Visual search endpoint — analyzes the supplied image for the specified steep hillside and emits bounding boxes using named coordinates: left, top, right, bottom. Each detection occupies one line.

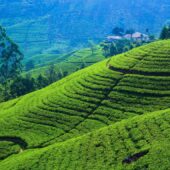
left=0, top=40, right=170, bottom=169
left=0, top=0, right=170, bottom=57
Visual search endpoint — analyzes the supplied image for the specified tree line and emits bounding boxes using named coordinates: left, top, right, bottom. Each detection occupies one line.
left=100, top=39, right=140, bottom=58
left=0, top=63, right=68, bottom=102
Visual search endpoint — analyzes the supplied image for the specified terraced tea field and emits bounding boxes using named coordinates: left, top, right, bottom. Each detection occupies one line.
left=0, top=40, right=170, bottom=169
left=23, top=46, right=104, bottom=78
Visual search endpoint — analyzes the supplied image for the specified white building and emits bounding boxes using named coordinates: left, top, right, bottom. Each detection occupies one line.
left=106, top=32, right=150, bottom=42
left=106, top=35, right=123, bottom=42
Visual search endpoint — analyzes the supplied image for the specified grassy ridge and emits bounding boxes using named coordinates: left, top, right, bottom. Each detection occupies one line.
left=0, top=40, right=170, bottom=169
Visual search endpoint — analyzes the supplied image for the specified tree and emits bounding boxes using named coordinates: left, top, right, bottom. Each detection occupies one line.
left=112, top=27, right=124, bottom=36
left=80, top=63, right=85, bottom=69
left=146, top=28, right=149, bottom=34
left=0, top=26, right=23, bottom=84
left=0, top=26, right=23, bottom=100
left=88, top=40, right=96, bottom=55
left=0, top=85, right=5, bottom=102
left=63, top=71, right=68, bottom=77
left=46, top=64, right=57, bottom=84
left=126, top=29, right=135, bottom=38
left=126, top=29, right=135, bottom=35
left=36, top=74, right=48, bottom=89
left=110, top=43, right=118, bottom=55
left=9, top=75, right=35, bottom=98
left=160, top=26, right=170, bottom=39
left=25, top=60, right=35, bottom=71
left=57, top=69, right=63, bottom=80
left=100, top=42, right=110, bottom=57
left=123, top=45, right=130, bottom=52
left=149, top=35, right=155, bottom=41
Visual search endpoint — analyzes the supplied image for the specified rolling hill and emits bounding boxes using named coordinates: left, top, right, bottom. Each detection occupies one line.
left=1, top=0, right=170, bottom=57
left=0, top=40, right=170, bottom=169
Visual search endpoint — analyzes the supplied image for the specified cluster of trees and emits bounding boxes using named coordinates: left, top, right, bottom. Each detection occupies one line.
left=112, top=27, right=136, bottom=36
left=0, top=63, right=68, bottom=102
left=100, top=26, right=156, bottom=58
left=100, top=39, right=143, bottom=58
left=0, top=26, right=69, bottom=102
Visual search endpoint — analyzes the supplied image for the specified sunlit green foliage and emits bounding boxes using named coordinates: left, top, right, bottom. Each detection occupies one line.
left=0, top=40, right=170, bottom=169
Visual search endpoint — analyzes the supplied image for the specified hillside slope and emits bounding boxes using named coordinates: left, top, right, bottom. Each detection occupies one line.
left=0, top=108, right=170, bottom=170
left=0, top=40, right=170, bottom=169
left=1, top=0, right=170, bottom=57
left=24, top=46, right=104, bottom=77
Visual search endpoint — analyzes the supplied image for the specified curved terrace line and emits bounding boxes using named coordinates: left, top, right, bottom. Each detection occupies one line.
left=108, top=65, right=170, bottom=77
left=0, top=136, right=28, bottom=150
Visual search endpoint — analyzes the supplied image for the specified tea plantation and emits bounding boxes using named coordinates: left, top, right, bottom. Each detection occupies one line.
left=0, top=40, right=170, bottom=169
left=24, top=46, right=104, bottom=78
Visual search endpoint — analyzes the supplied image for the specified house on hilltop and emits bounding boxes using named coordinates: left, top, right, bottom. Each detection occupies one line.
left=106, top=35, right=123, bottom=42
left=131, top=32, right=149, bottom=41
left=106, top=32, right=150, bottom=42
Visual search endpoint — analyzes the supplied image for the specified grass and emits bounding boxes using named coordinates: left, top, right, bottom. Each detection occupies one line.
left=0, top=108, right=170, bottom=170
left=0, top=40, right=170, bottom=169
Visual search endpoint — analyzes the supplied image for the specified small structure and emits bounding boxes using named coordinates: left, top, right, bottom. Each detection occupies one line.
left=106, top=32, right=150, bottom=42
left=106, top=35, right=123, bottom=42
left=123, top=34, right=132, bottom=40
left=131, top=32, right=149, bottom=41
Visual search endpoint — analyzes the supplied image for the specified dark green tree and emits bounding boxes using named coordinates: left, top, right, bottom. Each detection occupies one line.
left=80, top=63, right=85, bottom=69
left=46, top=64, right=57, bottom=84
left=57, top=70, right=63, bottom=80
left=0, top=26, right=23, bottom=84
left=88, top=40, right=96, bottom=55
left=0, top=26, right=23, bottom=100
left=100, top=42, right=110, bottom=57
left=160, top=26, right=170, bottom=39
left=36, top=74, right=48, bottom=88
left=9, top=75, right=35, bottom=98
left=25, top=60, right=35, bottom=71
left=126, top=29, right=135, bottom=35
left=63, top=71, right=68, bottom=77
left=112, top=27, right=124, bottom=36
left=110, top=43, right=118, bottom=55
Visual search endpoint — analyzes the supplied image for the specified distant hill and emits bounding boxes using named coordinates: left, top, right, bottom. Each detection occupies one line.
left=23, top=46, right=104, bottom=78
left=0, top=0, right=170, bottom=57
left=0, top=40, right=170, bottom=169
